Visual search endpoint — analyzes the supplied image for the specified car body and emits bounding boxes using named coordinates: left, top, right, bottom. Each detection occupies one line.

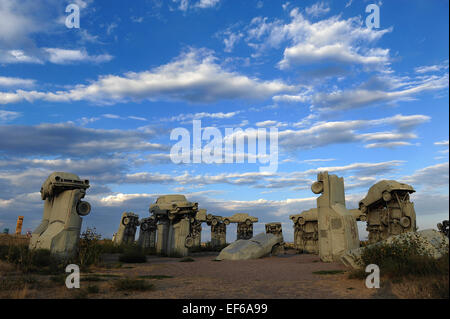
left=149, top=195, right=199, bottom=220
left=223, top=213, right=258, bottom=225
left=40, top=172, right=90, bottom=200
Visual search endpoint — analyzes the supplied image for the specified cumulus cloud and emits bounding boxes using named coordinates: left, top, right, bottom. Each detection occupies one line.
left=0, top=48, right=295, bottom=105
left=0, top=0, right=110, bottom=66
left=246, top=7, right=391, bottom=70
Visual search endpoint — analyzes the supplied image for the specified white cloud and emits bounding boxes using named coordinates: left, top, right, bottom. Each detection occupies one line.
left=255, top=120, right=287, bottom=128
left=167, top=111, right=241, bottom=122
left=44, top=48, right=113, bottom=64
left=0, top=49, right=43, bottom=64
left=435, top=140, right=449, bottom=146
left=277, top=114, right=429, bottom=150
left=246, top=8, right=392, bottom=70
left=0, top=76, right=35, bottom=87
left=415, top=60, right=449, bottom=74
left=364, top=141, right=414, bottom=149
left=0, top=48, right=295, bottom=105
left=173, top=0, right=220, bottom=11
left=195, top=0, right=221, bottom=9
left=223, top=32, right=244, bottom=53
left=305, top=2, right=330, bottom=18
left=311, top=73, right=449, bottom=111
left=0, top=110, right=21, bottom=122
left=402, top=162, right=449, bottom=190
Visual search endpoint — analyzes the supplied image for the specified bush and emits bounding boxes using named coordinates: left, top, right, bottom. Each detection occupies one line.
left=179, top=257, right=195, bottom=262
left=356, top=235, right=449, bottom=278
left=77, top=227, right=103, bottom=267
left=0, top=244, right=62, bottom=274
left=113, top=278, right=154, bottom=291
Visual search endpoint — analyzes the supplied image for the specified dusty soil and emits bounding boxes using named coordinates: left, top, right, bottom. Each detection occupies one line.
left=0, top=250, right=383, bottom=299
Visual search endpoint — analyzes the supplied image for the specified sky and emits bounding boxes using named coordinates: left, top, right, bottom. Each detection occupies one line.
left=0, top=0, right=448, bottom=242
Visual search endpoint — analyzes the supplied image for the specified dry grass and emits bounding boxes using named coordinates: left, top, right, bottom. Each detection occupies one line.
left=0, top=234, right=30, bottom=247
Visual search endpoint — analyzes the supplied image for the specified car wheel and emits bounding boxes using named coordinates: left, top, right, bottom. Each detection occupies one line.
left=382, top=191, right=392, bottom=202
left=311, top=181, right=324, bottom=194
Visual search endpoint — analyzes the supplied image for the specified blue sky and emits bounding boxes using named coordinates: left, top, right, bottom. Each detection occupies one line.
left=0, top=0, right=448, bottom=242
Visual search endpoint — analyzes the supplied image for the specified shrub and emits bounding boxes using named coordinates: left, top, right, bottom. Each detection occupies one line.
left=77, top=227, right=103, bottom=267
left=0, top=244, right=62, bottom=274
left=356, top=235, right=449, bottom=278
left=179, top=257, right=195, bottom=262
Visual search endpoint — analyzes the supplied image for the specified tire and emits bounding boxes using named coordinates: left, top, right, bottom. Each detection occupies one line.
left=122, top=217, right=130, bottom=225
left=311, top=181, right=324, bottom=194
left=297, top=217, right=306, bottom=225
left=77, top=201, right=91, bottom=216
left=141, top=223, right=148, bottom=231
left=382, top=191, right=392, bottom=202
left=245, top=219, right=252, bottom=226
left=313, top=232, right=318, bottom=241
left=211, top=218, right=218, bottom=226
left=399, top=216, right=411, bottom=228
left=224, top=219, right=230, bottom=225
left=359, top=215, right=367, bottom=222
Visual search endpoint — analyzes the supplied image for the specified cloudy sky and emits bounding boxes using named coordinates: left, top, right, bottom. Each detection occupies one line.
left=0, top=0, right=448, bottom=242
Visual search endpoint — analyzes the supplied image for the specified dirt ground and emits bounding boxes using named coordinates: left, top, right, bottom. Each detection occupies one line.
left=0, top=249, right=387, bottom=299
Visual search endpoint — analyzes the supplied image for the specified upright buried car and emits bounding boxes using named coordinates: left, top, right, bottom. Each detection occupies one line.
left=359, top=180, right=416, bottom=243
left=29, top=172, right=91, bottom=258
left=150, top=195, right=200, bottom=256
